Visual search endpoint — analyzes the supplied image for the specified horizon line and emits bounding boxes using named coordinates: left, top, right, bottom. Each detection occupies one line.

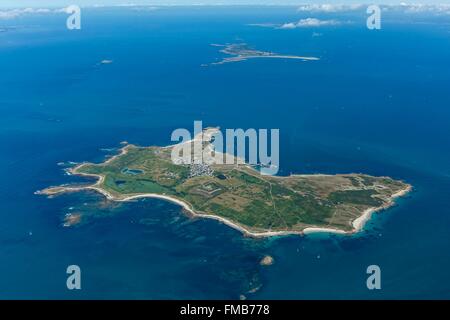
left=0, top=3, right=445, bottom=9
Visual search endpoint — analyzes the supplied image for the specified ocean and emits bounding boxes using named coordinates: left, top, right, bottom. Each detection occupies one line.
left=0, top=6, right=449, bottom=299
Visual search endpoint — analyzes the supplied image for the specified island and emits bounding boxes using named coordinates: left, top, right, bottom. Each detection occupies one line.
left=205, top=43, right=320, bottom=66
left=38, top=127, right=411, bottom=238
left=260, top=255, right=274, bottom=266
left=63, top=212, right=82, bottom=227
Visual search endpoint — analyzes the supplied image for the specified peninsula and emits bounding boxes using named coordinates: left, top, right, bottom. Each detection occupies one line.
left=38, top=127, right=411, bottom=237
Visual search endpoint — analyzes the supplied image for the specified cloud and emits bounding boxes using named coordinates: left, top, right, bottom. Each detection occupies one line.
left=247, top=23, right=278, bottom=28
left=130, top=6, right=160, bottom=12
left=248, top=17, right=345, bottom=30
left=296, top=3, right=450, bottom=15
left=297, top=4, right=364, bottom=13
left=0, top=7, right=58, bottom=19
left=398, top=3, right=450, bottom=14
left=0, top=5, right=157, bottom=20
left=0, top=5, right=160, bottom=19
left=279, top=18, right=342, bottom=29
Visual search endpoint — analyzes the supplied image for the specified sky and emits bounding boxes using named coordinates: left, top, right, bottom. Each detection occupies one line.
left=1, top=1, right=450, bottom=9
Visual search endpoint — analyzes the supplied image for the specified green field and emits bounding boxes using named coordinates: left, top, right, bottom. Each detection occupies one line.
left=67, top=143, right=410, bottom=233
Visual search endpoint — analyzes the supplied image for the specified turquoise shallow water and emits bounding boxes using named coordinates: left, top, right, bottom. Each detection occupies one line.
left=0, top=6, right=449, bottom=299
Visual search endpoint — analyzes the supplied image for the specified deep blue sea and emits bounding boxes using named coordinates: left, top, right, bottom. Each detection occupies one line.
left=0, top=6, right=449, bottom=299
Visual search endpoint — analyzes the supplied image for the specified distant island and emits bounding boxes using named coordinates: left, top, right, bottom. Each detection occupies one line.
left=38, top=127, right=411, bottom=237
left=205, top=43, right=320, bottom=66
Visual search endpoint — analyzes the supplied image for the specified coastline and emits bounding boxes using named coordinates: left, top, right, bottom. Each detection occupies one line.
left=351, top=184, right=413, bottom=232
left=37, top=147, right=413, bottom=238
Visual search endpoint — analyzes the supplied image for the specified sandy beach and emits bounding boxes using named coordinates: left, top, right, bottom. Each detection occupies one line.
left=352, top=184, right=413, bottom=232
